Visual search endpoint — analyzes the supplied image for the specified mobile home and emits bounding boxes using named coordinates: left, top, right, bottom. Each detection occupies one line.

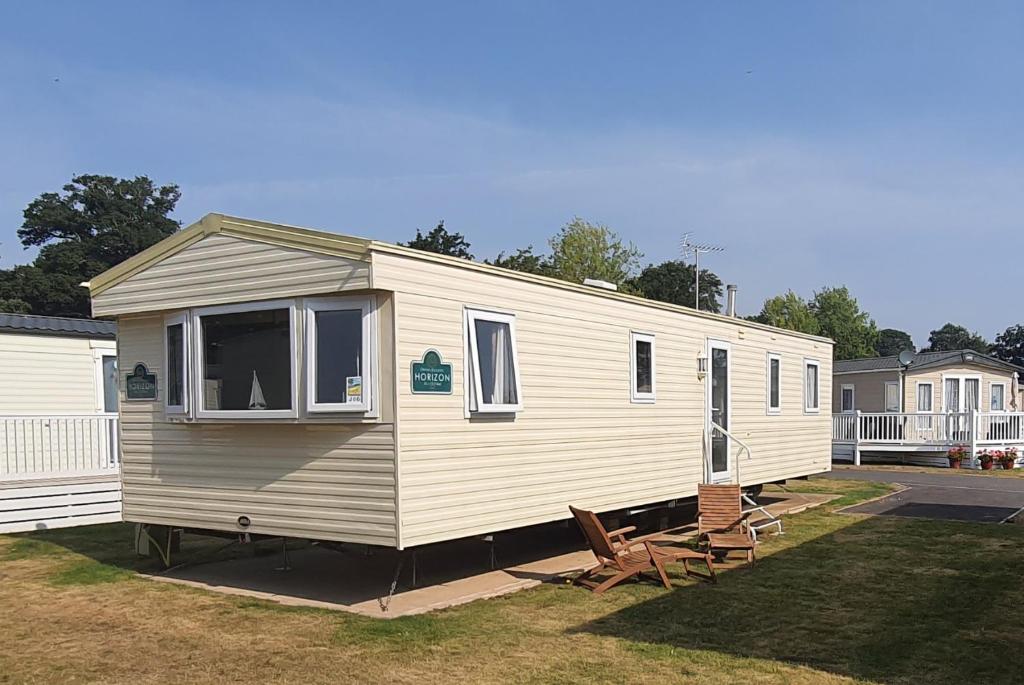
left=0, top=313, right=121, bottom=533
left=88, top=214, right=833, bottom=549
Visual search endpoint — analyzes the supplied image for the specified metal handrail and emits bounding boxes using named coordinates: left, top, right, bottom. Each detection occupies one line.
left=709, top=420, right=752, bottom=484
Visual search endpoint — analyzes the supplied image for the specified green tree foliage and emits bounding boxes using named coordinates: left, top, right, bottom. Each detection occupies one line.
left=0, top=175, right=180, bottom=317
left=403, top=220, right=473, bottom=259
left=546, top=217, right=642, bottom=287
left=988, top=325, right=1024, bottom=366
left=628, top=260, right=723, bottom=312
left=809, top=286, right=878, bottom=360
left=485, top=246, right=553, bottom=276
left=923, top=323, right=990, bottom=354
left=875, top=328, right=915, bottom=357
left=750, top=291, right=821, bottom=335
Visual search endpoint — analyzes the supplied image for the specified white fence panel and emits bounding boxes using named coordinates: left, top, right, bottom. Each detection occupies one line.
left=0, top=414, right=119, bottom=479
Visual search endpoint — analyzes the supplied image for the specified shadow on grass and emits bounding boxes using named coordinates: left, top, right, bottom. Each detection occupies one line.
left=575, top=513, right=1024, bottom=685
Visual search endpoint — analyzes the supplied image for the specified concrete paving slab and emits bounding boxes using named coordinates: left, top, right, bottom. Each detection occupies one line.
left=144, top=490, right=833, bottom=618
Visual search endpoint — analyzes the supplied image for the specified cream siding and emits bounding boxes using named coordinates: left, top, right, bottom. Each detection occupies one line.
left=831, top=371, right=899, bottom=413
left=116, top=314, right=398, bottom=547
left=373, top=252, right=832, bottom=548
left=92, top=234, right=371, bottom=317
left=0, top=332, right=114, bottom=414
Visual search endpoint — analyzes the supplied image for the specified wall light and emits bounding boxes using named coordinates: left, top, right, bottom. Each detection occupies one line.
left=697, top=350, right=708, bottom=380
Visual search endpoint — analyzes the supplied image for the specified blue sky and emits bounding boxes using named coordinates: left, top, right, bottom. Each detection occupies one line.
left=1, top=2, right=1021, bottom=345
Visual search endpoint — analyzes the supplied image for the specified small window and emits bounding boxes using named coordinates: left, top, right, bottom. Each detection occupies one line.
left=466, top=308, right=522, bottom=413
left=304, top=296, right=376, bottom=413
left=992, top=382, right=1007, bottom=412
left=766, top=353, right=781, bottom=413
left=630, top=332, right=656, bottom=403
left=884, top=381, right=900, bottom=412
left=840, top=384, right=855, bottom=413
left=804, top=359, right=820, bottom=413
left=164, top=312, right=188, bottom=414
left=916, top=382, right=933, bottom=412
left=194, top=300, right=297, bottom=419
left=101, top=355, right=118, bottom=413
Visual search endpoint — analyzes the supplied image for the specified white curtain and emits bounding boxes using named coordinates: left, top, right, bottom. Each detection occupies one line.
left=481, top=321, right=517, bottom=405
left=917, top=384, right=932, bottom=412
left=805, top=364, right=818, bottom=409
left=945, top=378, right=959, bottom=412
left=965, top=379, right=979, bottom=411
left=490, top=323, right=508, bottom=404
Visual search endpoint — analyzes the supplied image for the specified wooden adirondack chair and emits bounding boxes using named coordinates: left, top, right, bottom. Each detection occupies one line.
left=569, top=505, right=716, bottom=593
left=697, top=484, right=756, bottom=566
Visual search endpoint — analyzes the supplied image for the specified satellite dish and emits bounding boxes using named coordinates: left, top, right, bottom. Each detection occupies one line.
left=897, top=350, right=916, bottom=367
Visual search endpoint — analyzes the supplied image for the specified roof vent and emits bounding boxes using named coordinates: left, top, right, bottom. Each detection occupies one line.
left=582, top=278, right=618, bottom=291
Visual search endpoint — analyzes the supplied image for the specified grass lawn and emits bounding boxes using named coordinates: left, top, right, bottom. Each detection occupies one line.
left=2, top=478, right=1024, bottom=684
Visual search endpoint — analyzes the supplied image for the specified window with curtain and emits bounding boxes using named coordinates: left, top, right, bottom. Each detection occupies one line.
left=630, top=332, right=655, bottom=403
left=992, top=383, right=1006, bottom=411
left=916, top=383, right=933, bottom=412
left=466, top=309, right=522, bottom=413
left=841, top=385, right=854, bottom=413
left=965, top=378, right=980, bottom=411
left=767, top=354, right=781, bottom=413
left=884, top=381, right=900, bottom=412
left=804, top=360, right=819, bottom=412
left=944, top=378, right=960, bottom=412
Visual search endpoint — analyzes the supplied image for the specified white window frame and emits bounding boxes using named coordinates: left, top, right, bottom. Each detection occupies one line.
left=90, top=340, right=118, bottom=415
left=991, top=381, right=1008, bottom=412
left=803, top=358, right=821, bottom=413
left=464, top=307, right=523, bottom=414
left=915, top=381, right=933, bottom=413
left=884, top=380, right=901, bottom=413
left=164, top=311, right=190, bottom=415
left=629, top=331, right=656, bottom=404
left=766, top=352, right=782, bottom=414
left=192, top=299, right=299, bottom=420
left=304, top=295, right=377, bottom=415
left=840, top=384, right=855, bottom=414
left=941, top=373, right=983, bottom=413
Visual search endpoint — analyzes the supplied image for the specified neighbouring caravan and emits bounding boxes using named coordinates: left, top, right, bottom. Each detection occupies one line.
left=88, top=214, right=833, bottom=549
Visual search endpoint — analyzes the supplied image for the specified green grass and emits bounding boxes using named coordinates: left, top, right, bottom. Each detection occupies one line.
left=2, top=478, right=1024, bottom=684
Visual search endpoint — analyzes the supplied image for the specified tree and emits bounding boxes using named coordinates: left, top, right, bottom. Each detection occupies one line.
left=0, top=174, right=180, bottom=317
left=990, top=325, right=1024, bottom=367
left=485, top=246, right=553, bottom=276
left=923, top=323, right=990, bottom=353
left=547, top=217, right=642, bottom=287
left=750, top=291, right=820, bottom=335
left=809, top=286, right=878, bottom=360
left=629, top=260, right=723, bottom=312
left=403, top=220, right=473, bottom=259
left=875, top=328, right=915, bottom=357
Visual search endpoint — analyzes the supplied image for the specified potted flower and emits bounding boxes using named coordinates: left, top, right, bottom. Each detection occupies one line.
left=977, top=450, right=995, bottom=471
left=947, top=444, right=968, bottom=469
left=1000, top=447, right=1018, bottom=470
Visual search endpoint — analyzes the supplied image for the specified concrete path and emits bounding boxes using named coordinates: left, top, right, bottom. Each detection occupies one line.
left=145, top=490, right=834, bottom=618
left=827, top=468, right=1024, bottom=523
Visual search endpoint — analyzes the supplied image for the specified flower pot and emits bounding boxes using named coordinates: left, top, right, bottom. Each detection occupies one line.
left=981, top=461, right=995, bottom=471
left=948, top=459, right=962, bottom=469
left=1002, top=462, right=1015, bottom=470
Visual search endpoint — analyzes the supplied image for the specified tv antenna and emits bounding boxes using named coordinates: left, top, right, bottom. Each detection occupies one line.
left=680, top=233, right=725, bottom=311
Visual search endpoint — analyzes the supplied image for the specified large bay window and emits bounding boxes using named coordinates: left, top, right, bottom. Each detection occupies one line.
left=163, top=296, right=376, bottom=420
left=465, top=308, right=522, bottom=413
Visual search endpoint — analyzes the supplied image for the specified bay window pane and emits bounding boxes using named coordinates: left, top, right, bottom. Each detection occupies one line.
left=167, top=323, right=184, bottom=407
left=315, top=309, right=363, bottom=404
left=201, top=309, right=291, bottom=410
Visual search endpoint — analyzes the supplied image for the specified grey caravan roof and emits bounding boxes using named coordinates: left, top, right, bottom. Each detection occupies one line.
left=0, top=313, right=117, bottom=339
left=835, top=350, right=1022, bottom=375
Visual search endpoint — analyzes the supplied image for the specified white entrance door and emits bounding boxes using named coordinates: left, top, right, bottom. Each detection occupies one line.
left=706, top=340, right=731, bottom=483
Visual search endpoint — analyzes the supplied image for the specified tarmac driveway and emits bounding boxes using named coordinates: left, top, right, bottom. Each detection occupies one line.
left=824, top=469, right=1024, bottom=523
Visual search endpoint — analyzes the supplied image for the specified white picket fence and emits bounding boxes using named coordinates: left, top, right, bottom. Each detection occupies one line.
left=833, top=411, right=1024, bottom=466
left=0, top=414, right=122, bottom=533
left=0, top=414, right=119, bottom=479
